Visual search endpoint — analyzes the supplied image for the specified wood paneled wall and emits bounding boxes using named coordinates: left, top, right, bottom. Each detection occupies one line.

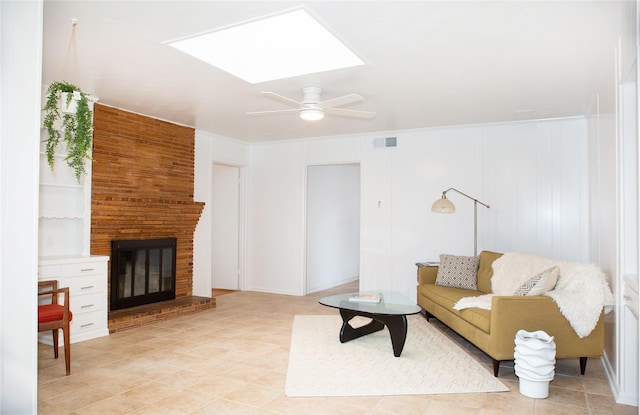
left=90, top=104, right=204, bottom=303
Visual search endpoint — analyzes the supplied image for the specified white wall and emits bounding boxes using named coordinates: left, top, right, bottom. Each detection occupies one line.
left=589, top=58, right=621, bottom=399
left=211, top=163, right=240, bottom=290
left=193, top=131, right=248, bottom=296
left=0, top=1, right=43, bottom=413
left=360, top=119, right=589, bottom=298
left=306, top=164, right=360, bottom=293
left=246, top=142, right=307, bottom=295
left=246, top=136, right=362, bottom=295
left=245, top=118, right=589, bottom=300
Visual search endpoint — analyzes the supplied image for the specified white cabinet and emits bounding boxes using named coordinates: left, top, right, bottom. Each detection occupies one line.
left=38, top=256, right=110, bottom=344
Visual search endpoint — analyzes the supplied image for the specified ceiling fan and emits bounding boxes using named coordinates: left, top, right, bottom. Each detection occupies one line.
left=246, top=87, right=377, bottom=121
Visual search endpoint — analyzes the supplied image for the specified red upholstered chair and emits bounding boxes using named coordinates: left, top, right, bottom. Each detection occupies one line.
left=38, top=280, right=72, bottom=375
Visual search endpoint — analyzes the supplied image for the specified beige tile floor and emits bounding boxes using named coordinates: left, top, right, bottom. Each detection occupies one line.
left=38, top=282, right=637, bottom=415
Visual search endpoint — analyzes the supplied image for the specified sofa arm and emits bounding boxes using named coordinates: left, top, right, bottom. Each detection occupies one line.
left=489, top=295, right=604, bottom=359
left=417, top=265, right=438, bottom=285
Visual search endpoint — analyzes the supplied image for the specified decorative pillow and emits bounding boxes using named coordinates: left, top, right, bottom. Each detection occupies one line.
left=514, top=266, right=559, bottom=296
left=435, top=254, right=479, bottom=290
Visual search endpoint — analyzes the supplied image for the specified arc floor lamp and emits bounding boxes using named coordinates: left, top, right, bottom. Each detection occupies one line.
left=431, top=188, right=490, bottom=256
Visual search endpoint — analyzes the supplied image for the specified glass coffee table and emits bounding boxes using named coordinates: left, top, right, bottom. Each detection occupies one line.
left=319, top=291, right=421, bottom=357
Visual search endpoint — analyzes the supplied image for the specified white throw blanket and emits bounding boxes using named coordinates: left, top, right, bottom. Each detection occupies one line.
left=453, top=252, right=614, bottom=338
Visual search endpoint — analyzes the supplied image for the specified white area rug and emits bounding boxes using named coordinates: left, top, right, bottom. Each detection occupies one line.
left=285, top=314, right=509, bottom=397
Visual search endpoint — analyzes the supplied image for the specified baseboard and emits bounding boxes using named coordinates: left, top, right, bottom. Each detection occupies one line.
left=602, top=351, right=620, bottom=400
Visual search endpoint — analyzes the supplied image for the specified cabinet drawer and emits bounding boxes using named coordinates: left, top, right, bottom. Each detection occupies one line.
left=67, top=274, right=105, bottom=296
left=71, top=311, right=106, bottom=334
left=39, top=260, right=107, bottom=279
left=72, top=293, right=105, bottom=314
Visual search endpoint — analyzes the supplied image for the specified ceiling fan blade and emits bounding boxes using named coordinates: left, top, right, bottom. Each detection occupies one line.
left=325, top=107, right=377, bottom=119
left=320, top=94, right=364, bottom=109
left=246, top=108, right=299, bottom=117
left=261, top=91, right=300, bottom=107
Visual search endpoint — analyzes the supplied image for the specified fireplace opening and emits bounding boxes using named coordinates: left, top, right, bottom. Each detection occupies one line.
left=111, top=238, right=177, bottom=310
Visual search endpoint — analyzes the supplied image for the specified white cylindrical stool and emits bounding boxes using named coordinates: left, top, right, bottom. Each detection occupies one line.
left=514, top=329, right=556, bottom=398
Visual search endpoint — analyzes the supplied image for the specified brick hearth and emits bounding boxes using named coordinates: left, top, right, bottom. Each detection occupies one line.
left=108, top=296, right=216, bottom=333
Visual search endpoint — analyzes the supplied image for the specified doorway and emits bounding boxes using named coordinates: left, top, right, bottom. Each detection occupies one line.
left=211, top=163, right=241, bottom=291
left=305, top=163, right=360, bottom=293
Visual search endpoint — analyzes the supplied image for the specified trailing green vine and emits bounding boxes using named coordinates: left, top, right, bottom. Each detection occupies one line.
left=43, top=81, right=93, bottom=182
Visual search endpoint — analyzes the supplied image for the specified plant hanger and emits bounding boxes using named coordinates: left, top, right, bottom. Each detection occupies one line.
left=62, top=18, right=79, bottom=85
left=43, top=18, right=96, bottom=182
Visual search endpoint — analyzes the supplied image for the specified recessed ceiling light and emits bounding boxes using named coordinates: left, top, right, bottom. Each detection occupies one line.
left=167, top=9, right=364, bottom=84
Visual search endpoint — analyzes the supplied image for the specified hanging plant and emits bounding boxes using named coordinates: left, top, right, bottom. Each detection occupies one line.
left=43, top=81, right=94, bottom=182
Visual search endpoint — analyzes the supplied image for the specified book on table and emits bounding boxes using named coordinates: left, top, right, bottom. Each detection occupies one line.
left=349, top=293, right=382, bottom=303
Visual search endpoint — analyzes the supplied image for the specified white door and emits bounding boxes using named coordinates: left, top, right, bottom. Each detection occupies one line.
left=211, top=164, right=240, bottom=290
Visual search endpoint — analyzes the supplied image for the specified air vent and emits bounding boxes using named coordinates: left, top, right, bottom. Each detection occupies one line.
left=373, top=137, right=397, bottom=148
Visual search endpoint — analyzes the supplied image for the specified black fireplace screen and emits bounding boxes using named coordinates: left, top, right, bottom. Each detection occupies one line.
left=111, top=238, right=176, bottom=310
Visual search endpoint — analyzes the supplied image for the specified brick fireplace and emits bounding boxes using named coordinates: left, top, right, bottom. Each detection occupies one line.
left=89, top=104, right=207, bottom=329
left=110, top=237, right=177, bottom=310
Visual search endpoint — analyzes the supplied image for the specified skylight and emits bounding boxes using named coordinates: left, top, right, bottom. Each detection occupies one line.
left=167, top=9, right=364, bottom=84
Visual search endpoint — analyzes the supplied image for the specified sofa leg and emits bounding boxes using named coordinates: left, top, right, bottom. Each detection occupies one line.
left=424, top=311, right=434, bottom=321
left=492, top=359, right=500, bottom=377
left=579, top=357, right=587, bottom=375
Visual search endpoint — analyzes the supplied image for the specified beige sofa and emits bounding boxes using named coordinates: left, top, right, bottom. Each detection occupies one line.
left=417, top=250, right=605, bottom=376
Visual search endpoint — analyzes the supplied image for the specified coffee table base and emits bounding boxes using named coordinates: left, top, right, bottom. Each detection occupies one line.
left=339, top=308, right=409, bottom=357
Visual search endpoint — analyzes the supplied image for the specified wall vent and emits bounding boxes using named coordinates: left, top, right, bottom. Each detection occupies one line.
left=373, top=137, right=397, bottom=148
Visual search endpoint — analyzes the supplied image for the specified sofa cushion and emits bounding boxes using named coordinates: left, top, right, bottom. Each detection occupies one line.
left=514, top=266, right=559, bottom=296
left=435, top=254, right=479, bottom=290
left=477, top=250, right=503, bottom=293
left=420, top=283, right=491, bottom=333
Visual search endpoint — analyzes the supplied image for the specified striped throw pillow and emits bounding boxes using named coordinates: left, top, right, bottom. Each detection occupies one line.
left=514, top=266, right=559, bottom=296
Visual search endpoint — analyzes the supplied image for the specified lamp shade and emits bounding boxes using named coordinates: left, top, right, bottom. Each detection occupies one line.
left=431, top=197, right=455, bottom=213
left=300, top=108, right=324, bottom=121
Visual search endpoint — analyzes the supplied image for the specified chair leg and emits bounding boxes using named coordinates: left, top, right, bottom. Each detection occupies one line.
left=52, top=329, right=59, bottom=359
left=63, top=328, right=71, bottom=375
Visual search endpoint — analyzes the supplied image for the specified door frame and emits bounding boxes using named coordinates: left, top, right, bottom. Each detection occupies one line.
left=211, top=162, right=246, bottom=291
left=303, top=162, right=361, bottom=295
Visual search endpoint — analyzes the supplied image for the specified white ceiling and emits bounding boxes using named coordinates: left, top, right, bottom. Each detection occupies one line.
left=42, top=1, right=622, bottom=143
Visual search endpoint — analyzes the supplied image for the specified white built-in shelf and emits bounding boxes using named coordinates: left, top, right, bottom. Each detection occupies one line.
left=40, top=216, right=83, bottom=222
left=40, top=182, right=85, bottom=189
left=38, top=132, right=92, bottom=257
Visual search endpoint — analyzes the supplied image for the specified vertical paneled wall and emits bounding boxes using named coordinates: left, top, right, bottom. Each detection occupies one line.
left=586, top=0, right=639, bottom=405
left=192, top=131, right=249, bottom=297
left=480, top=121, right=589, bottom=257
left=360, top=118, right=588, bottom=298
left=247, top=142, right=306, bottom=295
left=245, top=117, right=589, bottom=299
left=91, top=104, right=204, bottom=301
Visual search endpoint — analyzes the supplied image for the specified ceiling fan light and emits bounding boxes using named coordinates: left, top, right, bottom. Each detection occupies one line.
left=300, top=108, right=324, bottom=121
